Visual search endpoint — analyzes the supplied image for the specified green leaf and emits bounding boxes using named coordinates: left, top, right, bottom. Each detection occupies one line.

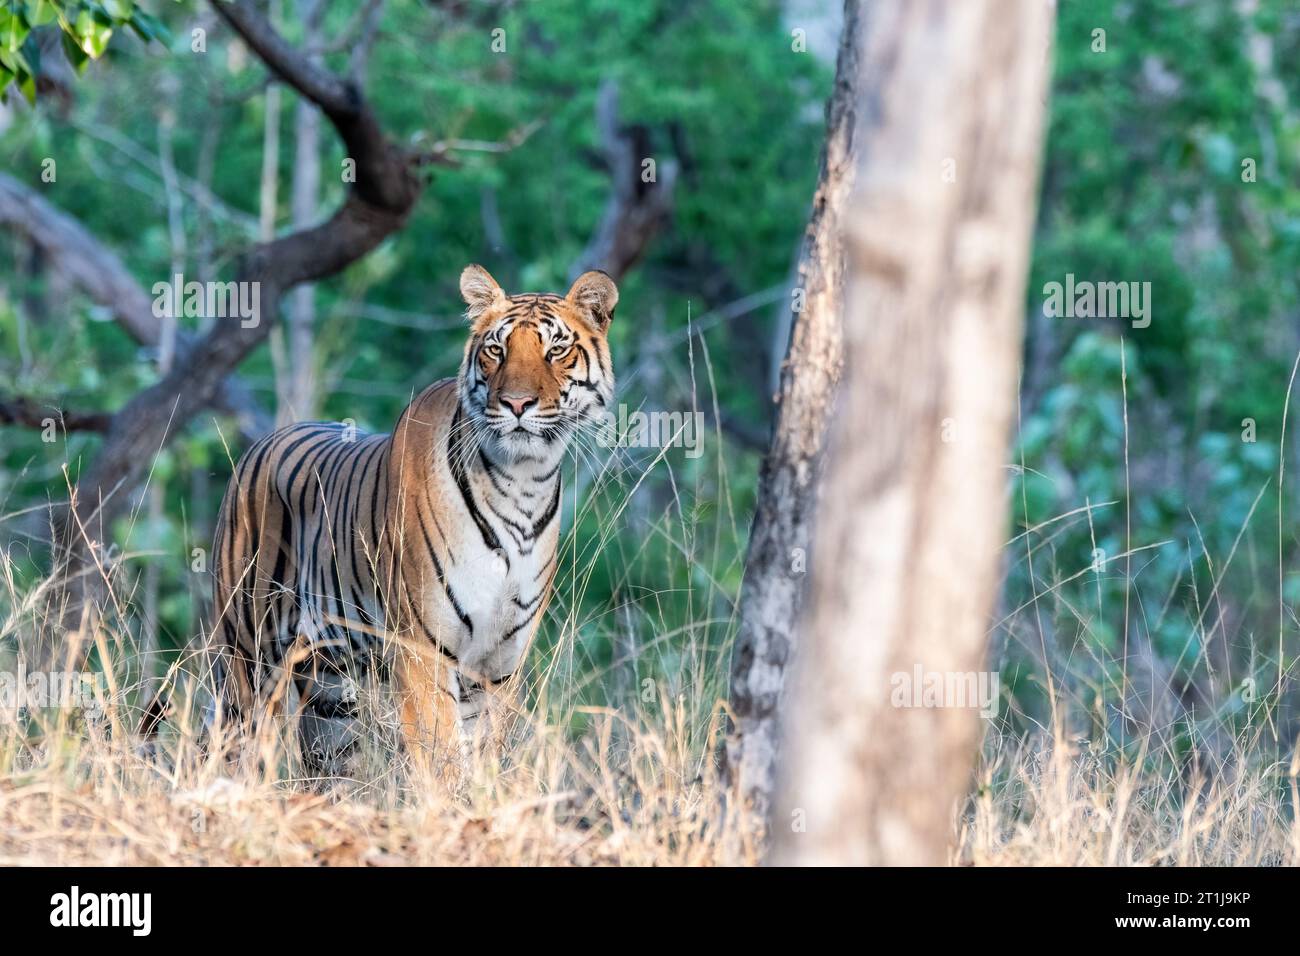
left=29, top=1, right=58, bottom=28
left=3, top=11, right=31, bottom=53
left=0, top=45, right=32, bottom=76
left=103, top=0, right=135, bottom=20
left=60, top=28, right=88, bottom=73
left=72, top=12, right=113, bottom=60
left=128, top=8, right=169, bottom=44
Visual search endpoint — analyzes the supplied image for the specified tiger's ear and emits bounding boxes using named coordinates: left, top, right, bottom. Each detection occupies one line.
left=460, top=265, right=505, bottom=321
left=565, top=270, right=619, bottom=332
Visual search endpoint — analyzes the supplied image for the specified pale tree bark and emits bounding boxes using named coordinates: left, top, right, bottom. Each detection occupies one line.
left=772, top=0, right=1054, bottom=865
left=277, top=0, right=325, bottom=423
left=141, top=73, right=187, bottom=691
left=258, top=0, right=283, bottom=247
left=722, top=0, right=860, bottom=830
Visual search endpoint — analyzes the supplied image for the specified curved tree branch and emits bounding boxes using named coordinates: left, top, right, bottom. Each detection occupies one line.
left=0, top=171, right=271, bottom=439
left=57, top=0, right=426, bottom=617
left=0, top=396, right=113, bottom=433
left=52, top=2, right=680, bottom=631
left=213, top=0, right=418, bottom=213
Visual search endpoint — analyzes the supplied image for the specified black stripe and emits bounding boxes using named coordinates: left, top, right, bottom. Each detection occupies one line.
left=414, top=498, right=474, bottom=638
left=448, top=407, right=503, bottom=554
left=530, top=481, right=561, bottom=538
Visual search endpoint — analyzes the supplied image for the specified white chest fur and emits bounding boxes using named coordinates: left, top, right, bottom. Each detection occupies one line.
left=426, top=446, right=562, bottom=677
left=447, top=536, right=551, bottom=668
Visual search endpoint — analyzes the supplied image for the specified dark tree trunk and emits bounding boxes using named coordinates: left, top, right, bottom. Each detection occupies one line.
left=722, top=0, right=861, bottom=832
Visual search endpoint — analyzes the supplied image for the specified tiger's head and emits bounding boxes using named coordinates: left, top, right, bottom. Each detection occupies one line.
left=457, top=264, right=617, bottom=458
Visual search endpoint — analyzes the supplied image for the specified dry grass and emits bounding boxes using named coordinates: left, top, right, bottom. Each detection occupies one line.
left=0, top=443, right=757, bottom=866
left=2, top=368, right=1296, bottom=866
left=0, top=705, right=738, bottom=867
left=960, top=726, right=1300, bottom=866
left=0, top=546, right=751, bottom=865
left=3, top=592, right=1296, bottom=866
left=3, top=690, right=1295, bottom=865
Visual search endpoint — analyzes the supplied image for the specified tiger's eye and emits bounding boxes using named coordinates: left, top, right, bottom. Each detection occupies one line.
left=548, top=345, right=571, bottom=361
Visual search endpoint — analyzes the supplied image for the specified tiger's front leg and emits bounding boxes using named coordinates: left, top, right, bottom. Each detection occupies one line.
left=393, top=645, right=467, bottom=790
left=452, top=669, right=521, bottom=761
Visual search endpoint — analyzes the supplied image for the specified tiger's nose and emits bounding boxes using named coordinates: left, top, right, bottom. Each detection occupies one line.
left=500, top=394, right=538, bottom=418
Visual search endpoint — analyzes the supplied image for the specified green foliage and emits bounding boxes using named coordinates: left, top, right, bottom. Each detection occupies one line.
left=1000, top=0, right=1300, bottom=748
left=0, top=0, right=170, bottom=101
left=0, top=0, right=824, bottom=692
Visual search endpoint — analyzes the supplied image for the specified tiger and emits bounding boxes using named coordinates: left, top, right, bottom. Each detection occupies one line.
left=209, top=265, right=618, bottom=779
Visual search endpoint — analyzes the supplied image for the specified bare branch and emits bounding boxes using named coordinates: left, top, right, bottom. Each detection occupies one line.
left=410, top=119, right=546, bottom=169
left=0, top=396, right=112, bottom=433
left=213, top=0, right=418, bottom=213
left=214, top=0, right=356, bottom=116
left=0, top=172, right=272, bottom=438
left=569, top=80, right=679, bottom=281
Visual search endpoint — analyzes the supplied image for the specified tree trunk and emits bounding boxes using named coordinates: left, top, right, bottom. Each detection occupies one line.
left=771, top=0, right=1053, bottom=865
left=722, top=0, right=860, bottom=830
left=258, top=0, right=283, bottom=247
left=284, top=0, right=324, bottom=422
left=140, top=73, right=187, bottom=694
